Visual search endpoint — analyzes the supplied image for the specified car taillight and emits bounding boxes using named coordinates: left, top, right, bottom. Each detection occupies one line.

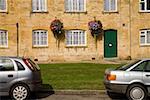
left=23, top=59, right=36, bottom=71
left=107, top=74, right=116, bottom=81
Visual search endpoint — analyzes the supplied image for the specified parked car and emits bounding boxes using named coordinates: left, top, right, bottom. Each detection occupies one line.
left=104, top=59, right=150, bottom=100
left=0, top=57, right=42, bottom=100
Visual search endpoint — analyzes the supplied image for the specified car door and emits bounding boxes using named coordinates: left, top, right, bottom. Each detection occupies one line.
left=143, top=60, right=150, bottom=85
left=0, top=58, right=17, bottom=92
left=130, top=61, right=147, bottom=83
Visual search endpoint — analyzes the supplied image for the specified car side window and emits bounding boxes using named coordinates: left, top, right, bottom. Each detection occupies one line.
left=15, top=61, right=25, bottom=71
left=131, top=61, right=147, bottom=72
left=0, top=59, right=14, bottom=71
left=144, top=61, right=150, bottom=72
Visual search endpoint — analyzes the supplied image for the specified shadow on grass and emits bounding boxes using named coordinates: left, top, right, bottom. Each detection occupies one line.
left=0, top=84, right=54, bottom=100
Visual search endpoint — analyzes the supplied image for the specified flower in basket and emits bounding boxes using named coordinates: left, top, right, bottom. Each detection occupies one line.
left=50, top=19, right=63, bottom=35
left=88, top=20, right=102, bottom=37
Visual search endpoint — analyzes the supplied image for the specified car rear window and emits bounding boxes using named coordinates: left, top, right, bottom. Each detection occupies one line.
left=28, top=59, right=40, bottom=70
left=23, top=58, right=40, bottom=71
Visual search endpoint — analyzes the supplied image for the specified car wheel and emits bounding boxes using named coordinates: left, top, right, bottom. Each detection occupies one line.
left=10, top=83, right=30, bottom=100
left=126, top=84, right=147, bottom=100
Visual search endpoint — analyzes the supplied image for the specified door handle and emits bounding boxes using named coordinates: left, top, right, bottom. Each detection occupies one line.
left=145, top=75, right=150, bottom=77
left=8, top=74, right=13, bottom=77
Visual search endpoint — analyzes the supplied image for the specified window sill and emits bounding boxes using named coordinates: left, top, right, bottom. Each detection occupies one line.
left=65, top=45, right=87, bottom=48
left=31, top=11, right=49, bottom=13
left=0, top=46, right=8, bottom=49
left=0, top=11, right=8, bottom=13
left=140, top=44, right=150, bottom=47
left=64, top=11, right=87, bottom=14
left=102, top=11, right=119, bottom=14
left=139, top=11, right=150, bottom=13
left=32, top=45, right=48, bottom=48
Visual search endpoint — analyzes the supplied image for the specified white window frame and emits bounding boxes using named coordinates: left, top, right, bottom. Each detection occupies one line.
left=139, top=0, right=150, bottom=12
left=32, top=0, right=47, bottom=12
left=32, top=30, right=48, bottom=47
left=65, top=0, right=86, bottom=12
left=0, top=30, right=8, bottom=48
left=66, top=30, right=87, bottom=47
left=104, top=0, right=118, bottom=12
left=0, top=0, right=7, bottom=12
left=140, top=29, right=150, bottom=46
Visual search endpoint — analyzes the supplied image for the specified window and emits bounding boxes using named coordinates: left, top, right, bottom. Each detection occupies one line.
left=131, top=61, right=147, bottom=71
left=104, top=0, right=117, bottom=12
left=145, top=60, right=150, bottom=72
left=0, top=30, right=8, bottom=47
left=0, top=0, right=7, bottom=12
left=0, top=59, right=14, bottom=71
left=140, top=0, right=150, bottom=12
left=15, top=61, right=25, bottom=71
left=140, top=29, right=150, bottom=45
left=33, top=30, right=48, bottom=47
left=32, top=0, right=47, bottom=12
left=65, top=0, right=86, bottom=12
left=66, top=30, right=86, bottom=46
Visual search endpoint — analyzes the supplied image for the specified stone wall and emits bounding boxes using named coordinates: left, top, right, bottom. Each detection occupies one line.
left=0, top=0, right=149, bottom=62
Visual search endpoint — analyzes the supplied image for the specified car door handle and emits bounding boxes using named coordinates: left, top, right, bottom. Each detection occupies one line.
left=145, top=75, right=150, bottom=77
left=8, top=74, right=13, bottom=77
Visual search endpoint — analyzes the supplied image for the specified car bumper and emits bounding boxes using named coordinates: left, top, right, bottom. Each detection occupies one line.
left=104, top=81, right=128, bottom=94
left=29, top=80, right=43, bottom=92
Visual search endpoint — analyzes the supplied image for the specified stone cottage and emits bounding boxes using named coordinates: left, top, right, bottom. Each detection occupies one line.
left=0, top=0, right=150, bottom=62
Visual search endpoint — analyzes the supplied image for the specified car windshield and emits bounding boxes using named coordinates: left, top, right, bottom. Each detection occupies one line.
left=116, top=60, right=141, bottom=71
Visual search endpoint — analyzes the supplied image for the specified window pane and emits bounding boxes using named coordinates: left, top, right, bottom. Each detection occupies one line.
left=140, top=35, right=145, bottom=44
left=0, top=30, right=7, bottom=47
left=79, top=0, right=84, bottom=11
left=147, top=0, right=150, bottom=10
left=145, top=61, right=150, bottom=72
left=111, top=0, right=116, bottom=10
left=104, top=0, right=109, bottom=11
left=65, top=0, right=69, bottom=11
left=0, top=59, right=14, bottom=71
left=32, top=0, right=37, bottom=11
left=147, top=31, right=150, bottom=43
left=0, top=0, right=6, bottom=10
left=15, top=61, right=25, bottom=71
left=131, top=61, right=147, bottom=71
left=140, top=2, right=145, bottom=10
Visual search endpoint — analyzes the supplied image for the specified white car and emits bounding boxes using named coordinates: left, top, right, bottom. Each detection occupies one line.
left=104, top=59, right=150, bottom=100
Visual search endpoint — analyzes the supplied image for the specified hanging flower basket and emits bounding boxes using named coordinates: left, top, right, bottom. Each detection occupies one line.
left=50, top=19, right=63, bottom=39
left=88, top=20, right=102, bottom=49
left=88, top=20, right=102, bottom=37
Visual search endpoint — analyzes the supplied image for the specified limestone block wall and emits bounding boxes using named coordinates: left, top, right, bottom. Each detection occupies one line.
left=1, top=0, right=149, bottom=62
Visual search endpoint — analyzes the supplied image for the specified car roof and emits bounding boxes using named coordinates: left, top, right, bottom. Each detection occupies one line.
left=0, top=56, right=24, bottom=59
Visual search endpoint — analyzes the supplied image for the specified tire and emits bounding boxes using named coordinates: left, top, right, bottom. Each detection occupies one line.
left=126, top=84, right=147, bottom=100
left=10, top=83, right=30, bottom=100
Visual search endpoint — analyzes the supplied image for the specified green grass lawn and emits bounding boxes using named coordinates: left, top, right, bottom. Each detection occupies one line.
left=39, top=63, right=121, bottom=90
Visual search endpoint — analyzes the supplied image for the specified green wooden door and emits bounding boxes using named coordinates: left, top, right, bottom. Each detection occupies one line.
left=104, top=30, right=117, bottom=58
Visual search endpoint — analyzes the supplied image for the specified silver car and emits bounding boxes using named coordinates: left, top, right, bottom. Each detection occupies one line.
left=104, top=59, right=150, bottom=100
left=0, top=57, right=42, bottom=100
